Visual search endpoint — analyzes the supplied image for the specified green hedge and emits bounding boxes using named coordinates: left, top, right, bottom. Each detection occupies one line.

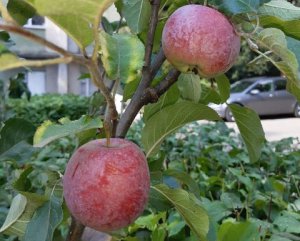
left=5, top=94, right=89, bottom=126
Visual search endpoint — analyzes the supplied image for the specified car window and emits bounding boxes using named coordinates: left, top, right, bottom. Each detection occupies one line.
left=274, top=79, right=286, bottom=91
left=231, top=80, right=253, bottom=93
left=253, top=82, right=272, bottom=92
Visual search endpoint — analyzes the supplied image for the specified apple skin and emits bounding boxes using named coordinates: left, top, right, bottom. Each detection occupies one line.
left=162, top=5, right=241, bottom=78
left=63, top=138, right=150, bottom=232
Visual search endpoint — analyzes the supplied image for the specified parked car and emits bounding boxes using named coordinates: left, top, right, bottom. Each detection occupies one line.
left=209, top=76, right=300, bottom=121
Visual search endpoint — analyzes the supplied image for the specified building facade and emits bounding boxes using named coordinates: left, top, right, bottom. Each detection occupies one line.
left=1, top=5, right=120, bottom=97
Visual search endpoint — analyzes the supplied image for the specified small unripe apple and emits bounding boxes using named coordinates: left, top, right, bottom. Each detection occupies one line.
left=63, top=138, right=150, bottom=232
left=162, top=5, right=241, bottom=78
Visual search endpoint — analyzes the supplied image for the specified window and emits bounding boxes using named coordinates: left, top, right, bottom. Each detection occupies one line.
left=231, top=80, right=253, bottom=93
left=25, top=16, right=45, bottom=28
left=274, top=79, right=286, bottom=91
left=80, top=78, right=97, bottom=96
left=253, top=82, right=272, bottom=93
left=25, top=71, right=46, bottom=95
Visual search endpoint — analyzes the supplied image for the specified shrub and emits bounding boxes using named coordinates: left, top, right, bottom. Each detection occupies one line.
left=5, top=94, right=89, bottom=126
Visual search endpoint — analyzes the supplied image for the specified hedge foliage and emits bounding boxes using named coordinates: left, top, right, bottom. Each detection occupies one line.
left=5, top=94, right=90, bottom=126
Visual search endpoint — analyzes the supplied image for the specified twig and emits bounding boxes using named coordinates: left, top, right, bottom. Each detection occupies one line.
left=66, top=217, right=85, bottom=241
left=0, top=2, right=18, bottom=25
left=92, top=9, right=103, bottom=61
left=2, top=56, right=73, bottom=70
left=0, top=24, right=72, bottom=58
left=88, top=60, right=118, bottom=144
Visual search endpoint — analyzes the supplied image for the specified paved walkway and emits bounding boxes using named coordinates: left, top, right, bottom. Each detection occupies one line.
left=226, top=117, right=300, bottom=142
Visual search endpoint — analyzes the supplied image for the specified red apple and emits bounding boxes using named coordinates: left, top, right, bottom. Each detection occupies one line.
left=63, top=138, right=150, bottom=232
left=162, top=5, right=241, bottom=78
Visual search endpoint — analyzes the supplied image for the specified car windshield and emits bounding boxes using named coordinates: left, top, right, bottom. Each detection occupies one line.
left=231, top=80, right=254, bottom=93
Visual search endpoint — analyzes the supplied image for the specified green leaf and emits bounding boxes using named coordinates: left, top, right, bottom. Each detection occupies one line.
left=152, top=184, right=209, bottom=241
left=142, top=100, right=220, bottom=157
left=287, top=37, right=300, bottom=68
left=177, top=73, right=201, bottom=102
left=259, top=16, right=300, bottom=40
left=259, top=0, right=300, bottom=21
left=167, top=212, right=186, bottom=237
left=229, top=104, right=265, bottom=162
left=152, top=228, right=167, bottom=241
left=0, top=118, right=35, bottom=157
left=256, top=28, right=300, bottom=102
left=121, top=0, right=151, bottom=34
left=199, top=85, right=222, bottom=105
left=7, top=0, right=36, bottom=25
left=215, top=0, right=266, bottom=15
left=143, top=84, right=180, bottom=122
left=258, top=0, right=300, bottom=40
left=202, top=200, right=231, bottom=223
left=123, top=78, right=140, bottom=101
left=24, top=0, right=115, bottom=48
left=0, top=31, right=11, bottom=42
left=100, top=31, right=145, bottom=84
left=0, top=194, right=45, bottom=237
left=0, top=194, right=27, bottom=236
left=164, top=170, right=201, bottom=198
left=273, top=212, right=300, bottom=233
left=135, top=212, right=166, bottom=231
left=33, top=116, right=102, bottom=147
left=13, top=167, right=48, bottom=205
left=0, top=141, right=36, bottom=163
left=23, top=182, right=63, bottom=241
left=218, top=221, right=260, bottom=241
left=215, top=74, right=230, bottom=103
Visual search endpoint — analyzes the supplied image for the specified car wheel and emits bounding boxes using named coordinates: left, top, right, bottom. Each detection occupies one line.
left=294, top=103, right=300, bottom=117
left=225, top=107, right=234, bottom=122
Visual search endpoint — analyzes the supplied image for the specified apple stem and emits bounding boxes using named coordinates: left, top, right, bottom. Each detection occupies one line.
left=204, top=0, right=208, bottom=6
left=104, top=120, right=111, bottom=147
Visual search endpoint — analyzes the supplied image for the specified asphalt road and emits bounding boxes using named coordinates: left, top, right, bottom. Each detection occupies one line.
left=226, top=117, right=300, bottom=142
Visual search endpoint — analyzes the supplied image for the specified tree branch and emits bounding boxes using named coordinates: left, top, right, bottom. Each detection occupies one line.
left=150, top=47, right=166, bottom=79
left=115, top=0, right=162, bottom=137
left=66, top=217, right=85, bottom=241
left=116, top=69, right=180, bottom=137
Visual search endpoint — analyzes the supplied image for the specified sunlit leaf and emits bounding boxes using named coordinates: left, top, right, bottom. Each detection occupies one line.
left=24, top=0, right=116, bottom=48
left=100, top=31, right=144, bottom=84
left=7, top=0, right=36, bottom=25
left=33, top=116, right=102, bottom=147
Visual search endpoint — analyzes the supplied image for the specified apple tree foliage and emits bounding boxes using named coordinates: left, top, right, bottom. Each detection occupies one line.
left=0, top=0, right=300, bottom=241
